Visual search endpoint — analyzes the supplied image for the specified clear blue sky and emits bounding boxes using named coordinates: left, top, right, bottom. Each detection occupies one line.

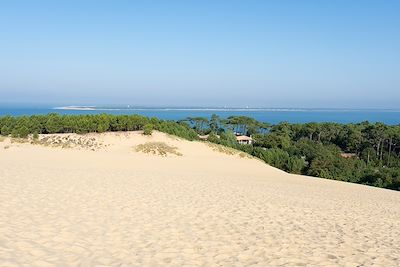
left=0, top=0, right=399, bottom=108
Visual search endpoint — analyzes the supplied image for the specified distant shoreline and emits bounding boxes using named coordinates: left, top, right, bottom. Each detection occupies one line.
left=53, top=106, right=97, bottom=110
left=53, top=106, right=400, bottom=112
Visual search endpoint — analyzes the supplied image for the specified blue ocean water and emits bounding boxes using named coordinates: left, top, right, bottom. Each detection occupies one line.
left=0, top=106, right=399, bottom=125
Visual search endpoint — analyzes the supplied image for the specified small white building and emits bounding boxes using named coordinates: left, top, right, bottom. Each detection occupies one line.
left=236, top=135, right=253, bottom=145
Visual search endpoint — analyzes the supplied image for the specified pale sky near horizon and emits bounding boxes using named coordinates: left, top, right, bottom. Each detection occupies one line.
left=0, top=0, right=399, bottom=108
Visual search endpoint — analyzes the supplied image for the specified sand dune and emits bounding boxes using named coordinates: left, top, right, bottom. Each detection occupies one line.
left=0, top=131, right=399, bottom=266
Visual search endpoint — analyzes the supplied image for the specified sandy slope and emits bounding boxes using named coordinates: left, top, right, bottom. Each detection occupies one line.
left=0, top=131, right=399, bottom=266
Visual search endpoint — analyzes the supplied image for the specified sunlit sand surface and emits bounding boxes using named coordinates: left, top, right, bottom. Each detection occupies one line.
left=1, top=132, right=399, bottom=266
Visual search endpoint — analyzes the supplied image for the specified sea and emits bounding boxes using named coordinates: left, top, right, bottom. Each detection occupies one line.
left=0, top=105, right=399, bottom=125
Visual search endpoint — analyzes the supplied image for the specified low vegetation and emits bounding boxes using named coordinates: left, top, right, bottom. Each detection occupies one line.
left=207, top=143, right=250, bottom=158
left=135, top=142, right=182, bottom=157
left=1, top=113, right=400, bottom=190
left=142, top=124, right=153, bottom=135
left=37, top=135, right=105, bottom=150
left=0, top=113, right=198, bottom=140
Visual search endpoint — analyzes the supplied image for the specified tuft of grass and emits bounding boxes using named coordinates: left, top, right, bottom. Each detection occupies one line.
left=4, top=145, right=10, bottom=149
left=11, top=138, right=28, bottom=144
left=207, top=143, right=252, bottom=159
left=0, top=136, right=5, bottom=142
left=35, top=135, right=104, bottom=150
left=135, top=142, right=182, bottom=157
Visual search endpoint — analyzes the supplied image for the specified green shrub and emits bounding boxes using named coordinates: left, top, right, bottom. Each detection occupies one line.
left=18, top=126, right=30, bottom=138
left=143, top=124, right=153, bottom=135
left=1, top=125, right=10, bottom=136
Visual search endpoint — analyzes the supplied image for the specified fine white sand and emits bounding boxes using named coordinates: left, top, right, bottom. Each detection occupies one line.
left=0, top=131, right=399, bottom=266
